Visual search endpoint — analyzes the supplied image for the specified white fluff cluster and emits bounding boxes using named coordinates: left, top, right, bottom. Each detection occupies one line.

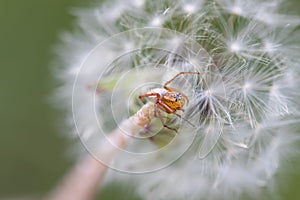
left=54, top=0, right=300, bottom=199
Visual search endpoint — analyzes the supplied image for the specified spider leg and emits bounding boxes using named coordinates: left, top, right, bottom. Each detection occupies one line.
left=139, top=93, right=161, bottom=104
left=157, top=99, right=176, bottom=114
left=158, top=100, right=195, bottom=128
left=164, top=71, right=204, bottom=90
left=155, top=103, right=178, bottom=133
left=173, top=112, right=196, bottom=128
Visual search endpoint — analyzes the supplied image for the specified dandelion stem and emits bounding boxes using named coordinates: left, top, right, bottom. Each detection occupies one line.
left=45, top=102, right=155, bottom=200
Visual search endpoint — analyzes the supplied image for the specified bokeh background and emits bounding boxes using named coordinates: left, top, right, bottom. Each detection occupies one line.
left=0, top=0, right=299, bottom=199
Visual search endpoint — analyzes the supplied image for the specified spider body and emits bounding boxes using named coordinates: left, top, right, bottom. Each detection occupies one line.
left=144, top=88, right=186, bottom=113
left=139, top=71, right=203, bottom=132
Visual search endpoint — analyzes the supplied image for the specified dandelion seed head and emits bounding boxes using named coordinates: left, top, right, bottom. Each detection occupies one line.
left=183, top=3, right=197, bottom=14
left=54, top=0, right=300, bottom=199
left=204, top=89, right=213, bottom=97
left=243, top=82, right=252, bottom=93
left=150, top=16, right=163, bottom=27
left=230, top=41, right=242, bottom=53
left=231, top=5, right=243, bottom=15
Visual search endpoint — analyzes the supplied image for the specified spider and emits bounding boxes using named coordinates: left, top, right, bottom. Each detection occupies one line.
left=139, top=71, right=203, bottom=132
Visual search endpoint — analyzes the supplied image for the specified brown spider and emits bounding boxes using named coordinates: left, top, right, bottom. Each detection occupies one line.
left=139, top=71, right=203, bottom=132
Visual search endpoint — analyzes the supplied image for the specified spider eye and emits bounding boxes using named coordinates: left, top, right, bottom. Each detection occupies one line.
left=174, top=93, right=182, bottom=101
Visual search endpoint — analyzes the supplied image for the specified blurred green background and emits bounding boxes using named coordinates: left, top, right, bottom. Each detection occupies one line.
left=0, top=0, right=76, bottom=198
left=0, top=0, right=299, bottom=199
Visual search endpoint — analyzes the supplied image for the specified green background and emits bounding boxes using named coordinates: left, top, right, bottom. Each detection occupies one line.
left=0, top=0, right=299, bottom=199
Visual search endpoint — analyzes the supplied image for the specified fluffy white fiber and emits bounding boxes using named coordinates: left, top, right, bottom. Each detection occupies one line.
left=54, top=0, right=300, bottom=199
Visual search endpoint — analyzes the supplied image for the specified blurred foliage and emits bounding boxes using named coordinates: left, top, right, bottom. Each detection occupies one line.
left=0, top=0, right=299, bottom=200
left=99, top=181, right=142, bottom=200
left=0, top=0, right=78, bottom=197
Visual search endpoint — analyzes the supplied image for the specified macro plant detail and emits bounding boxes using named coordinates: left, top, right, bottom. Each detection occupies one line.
left=54, top=0, right=300, bottom=199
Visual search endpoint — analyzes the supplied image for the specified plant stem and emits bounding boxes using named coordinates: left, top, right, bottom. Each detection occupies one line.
left=45, top=102, right=154, bottom=200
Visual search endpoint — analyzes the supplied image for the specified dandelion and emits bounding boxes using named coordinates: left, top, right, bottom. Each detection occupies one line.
left=54, top=0, right=300, bottom=199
